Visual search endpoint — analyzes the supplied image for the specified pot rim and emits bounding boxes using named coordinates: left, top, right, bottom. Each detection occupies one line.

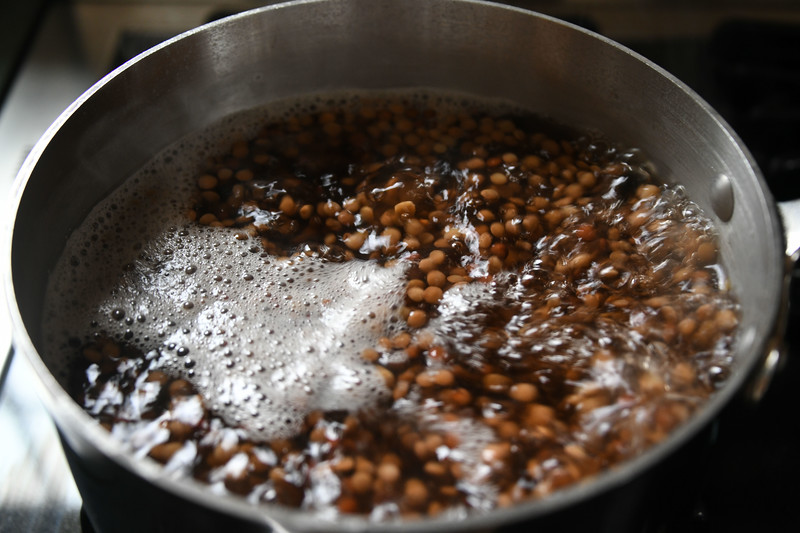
left=2, top=0, right=785, bottom=531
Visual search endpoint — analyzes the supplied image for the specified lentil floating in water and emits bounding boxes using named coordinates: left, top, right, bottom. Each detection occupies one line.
left=43, top=92, right=738, bottom=521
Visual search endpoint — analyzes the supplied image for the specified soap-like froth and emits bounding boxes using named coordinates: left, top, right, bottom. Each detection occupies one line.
left=42, top=96, right=414, bottom=441
left=48, top=221, right=404, bottom=439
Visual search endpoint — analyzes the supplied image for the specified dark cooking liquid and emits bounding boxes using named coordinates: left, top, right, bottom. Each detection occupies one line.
left=44, top=92, right=738, bottom=520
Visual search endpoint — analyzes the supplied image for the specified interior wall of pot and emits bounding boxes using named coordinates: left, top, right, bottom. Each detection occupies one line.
left=14, top=0, right=781, bottom=389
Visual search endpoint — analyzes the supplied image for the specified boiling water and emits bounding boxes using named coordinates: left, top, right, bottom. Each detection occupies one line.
left=41, top=95, right=420, bottom=441
left=40, top=90, right=738, bottom=517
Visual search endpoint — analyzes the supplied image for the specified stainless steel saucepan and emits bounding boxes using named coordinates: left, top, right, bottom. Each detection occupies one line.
left=4, top=1, right=799, bottom=531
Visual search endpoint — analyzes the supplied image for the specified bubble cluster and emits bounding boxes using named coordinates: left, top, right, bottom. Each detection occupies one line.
left=42, top=94, right=420, bottom=440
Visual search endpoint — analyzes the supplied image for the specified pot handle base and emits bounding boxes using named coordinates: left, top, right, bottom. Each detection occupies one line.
left=778, top=198, right=800, bottom=261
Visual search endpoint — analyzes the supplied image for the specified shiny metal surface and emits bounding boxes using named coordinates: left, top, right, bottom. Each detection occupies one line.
left=0, top=354, right=83, bottom=533
left=779, top=199, right=800, bottom=261
left=2, top=0, right=789, bottom=532
left=0, top=4, right=95, bottom=532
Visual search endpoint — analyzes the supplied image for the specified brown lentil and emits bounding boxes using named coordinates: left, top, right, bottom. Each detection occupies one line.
left=68, top=96, right=739, bottom=522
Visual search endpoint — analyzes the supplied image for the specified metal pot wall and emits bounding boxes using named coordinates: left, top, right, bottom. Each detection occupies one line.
left=4, top=0, right=799, bottom=531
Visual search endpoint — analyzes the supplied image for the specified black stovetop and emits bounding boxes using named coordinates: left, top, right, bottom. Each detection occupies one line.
left=626, top=19, right=800, bottom=533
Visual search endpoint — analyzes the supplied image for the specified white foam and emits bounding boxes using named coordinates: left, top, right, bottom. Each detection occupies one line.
left=41, top=94, right=417, bottom=441
left=41, top=89, right=571, bottom=441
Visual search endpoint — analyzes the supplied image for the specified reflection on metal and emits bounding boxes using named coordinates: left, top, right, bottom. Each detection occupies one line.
left=710, top=173, right=734, bottom=222
left=779, top=198, right=800, bottom=262
left=0, top=4, right=94, bottom=532
left=746, top=347, right=784, bottom=405
left=0, top=355, right=83, bottom=532
left=0, top=348, right=12, bottom=401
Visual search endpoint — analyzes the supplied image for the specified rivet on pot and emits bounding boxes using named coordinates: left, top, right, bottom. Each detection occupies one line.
left=710, top=173, right=734, bottom=222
